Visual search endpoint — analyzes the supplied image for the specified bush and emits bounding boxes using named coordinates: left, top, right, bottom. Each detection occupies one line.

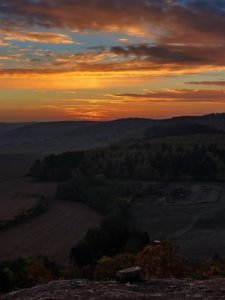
left=137, top=241, right=191, bottom=279
left=94, top=253, right=136, bottom=281
left=71, top=204, right=149, bottom=266
left=194, top=256, right=225, bottom=279
left=0, top=257, right=55, bottom=292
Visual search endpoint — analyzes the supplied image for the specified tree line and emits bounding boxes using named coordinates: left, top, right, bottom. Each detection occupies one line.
left=30, top=143, right=225, bottom=183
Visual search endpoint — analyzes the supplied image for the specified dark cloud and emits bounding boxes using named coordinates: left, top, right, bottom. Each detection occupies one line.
left=1, top=1, right=225, bottom=76
left=1, top=41, right=225, bottom=76
left=114, top=89, right=225, bottom=103
left=187, top=0, right=225, bottom=11
left=1, top=0, right=225, bottom=45
left=110, top=44, right=225, bottom=67
left=187, top=81, right=225, bottom=86
left=111, top=44, right=203, bottom=64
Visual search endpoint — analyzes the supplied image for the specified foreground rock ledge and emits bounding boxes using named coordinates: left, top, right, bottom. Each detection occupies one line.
left=2, top=279, right=225, bottom=300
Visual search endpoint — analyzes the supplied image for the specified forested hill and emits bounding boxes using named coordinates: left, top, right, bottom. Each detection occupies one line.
left=0, top=119, right=154, bottom=154
left=145, top=122, right=223, bottom=139
left=0, top=113, right=225, bottom=153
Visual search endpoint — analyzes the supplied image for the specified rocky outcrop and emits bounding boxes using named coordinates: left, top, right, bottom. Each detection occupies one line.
left=116, top=266, right=142, bottom=283
left=2, top=279, right=225, bottom=300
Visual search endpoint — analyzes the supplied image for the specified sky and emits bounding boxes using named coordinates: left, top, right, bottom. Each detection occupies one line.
left=1, top=0, right=225, bottom=121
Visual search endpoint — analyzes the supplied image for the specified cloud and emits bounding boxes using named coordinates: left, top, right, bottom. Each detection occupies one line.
left=113, top=89, right=225, bottom=103
left=0, top=29, right=75, bottom=44
left=0, top=1, right=225, bottom=83
left=187, top=81, right=225, bottom=86
left=1, top=1, right=225, bottom=121
left=0, top=68, right=156, bottom=90
left=110, top=44, right=225, bottom=67
left=0, top=39, right=11, bottom=47
left=0, top=0, right=225, bottom=97
left=117, top=38, right=129, bottom=43
left=1, top=41, right=225, bottom=78
left=0, top=56, right=16, bottom=61
left=0, top=42, right=225, bottom=91
left=1, top=0, right=225, bottom=45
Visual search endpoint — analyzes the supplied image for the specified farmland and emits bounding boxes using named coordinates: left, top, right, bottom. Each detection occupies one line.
left=0, top=201, right=100, bottom=264
left=0, top=154, right=37, bottom=181
left=0, top=178, right=56, bottom=221
left=0, top=153, right=54, bottom=221
left=0, top=154, right=101, bottom=264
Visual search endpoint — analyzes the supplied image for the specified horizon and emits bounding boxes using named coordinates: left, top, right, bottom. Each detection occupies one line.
left=1, top=1, right=225, bottom=121
left=1, top=112, right=225, bottom=124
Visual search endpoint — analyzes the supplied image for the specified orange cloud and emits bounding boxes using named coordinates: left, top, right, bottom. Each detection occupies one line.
left=187, top=81, right=225, bottom=87
left=0, top=29, right=75, bottom=44
left=2, top=88, right=225, bottom=122
left=113, top=89, right=225, bottom=103
left=1, top=0, right=225, bottom=45
left=1, top=42, right=225, bottom=83
left=0, top=1, right=225, bottom=121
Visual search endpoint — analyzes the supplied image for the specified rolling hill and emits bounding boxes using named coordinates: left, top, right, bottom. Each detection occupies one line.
left=0, top=113, right=224, bottom=154
left=0, top=119, right=154, bottom=154
left=0, top=113, right=225, bottom=265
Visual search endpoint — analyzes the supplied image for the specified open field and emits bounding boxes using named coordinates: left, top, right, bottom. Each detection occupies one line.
left=0, top=200, right=101, bottom=264
left=0, top=178, right=56, bottom=221
left=0, top=153, right=39, bottom=181
left=0, top=154, right=101, bottom=264
left=131, top=183, right=225, bottom=261
left=3, top=153, right=225, bottom=264
left=0, top=154, right=53, bottom=221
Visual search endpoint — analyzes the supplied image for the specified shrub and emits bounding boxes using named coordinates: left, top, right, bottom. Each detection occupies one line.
left=94, top=253, right=136, bottom=281
left=194, top=256, right=225, bottom=279
left=137, top=241, right=191, bottom=279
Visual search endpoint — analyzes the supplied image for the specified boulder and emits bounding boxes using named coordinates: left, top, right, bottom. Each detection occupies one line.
left=116, top=266, right=142, bottom=283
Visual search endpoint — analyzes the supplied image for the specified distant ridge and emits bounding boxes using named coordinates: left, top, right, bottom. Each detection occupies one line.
left=0, top=113, right=224, bottom=154
left=0, top=123, right=34, bottom=136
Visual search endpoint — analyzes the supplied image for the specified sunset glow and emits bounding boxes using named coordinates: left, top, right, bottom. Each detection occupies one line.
left=1, top=0, right=225, bottom=121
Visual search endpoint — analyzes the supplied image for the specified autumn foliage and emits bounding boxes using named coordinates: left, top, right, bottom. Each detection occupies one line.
left=137, top=241, right=191, bottom=279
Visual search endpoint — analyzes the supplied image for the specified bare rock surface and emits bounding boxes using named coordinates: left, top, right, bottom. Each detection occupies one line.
left=116, top=266, right=142, bottom=283
left=2, top=279, right=225, bottom=300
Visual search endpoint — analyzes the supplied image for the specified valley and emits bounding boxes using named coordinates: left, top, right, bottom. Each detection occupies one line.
left=1, top=115, right=225, bottom=267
